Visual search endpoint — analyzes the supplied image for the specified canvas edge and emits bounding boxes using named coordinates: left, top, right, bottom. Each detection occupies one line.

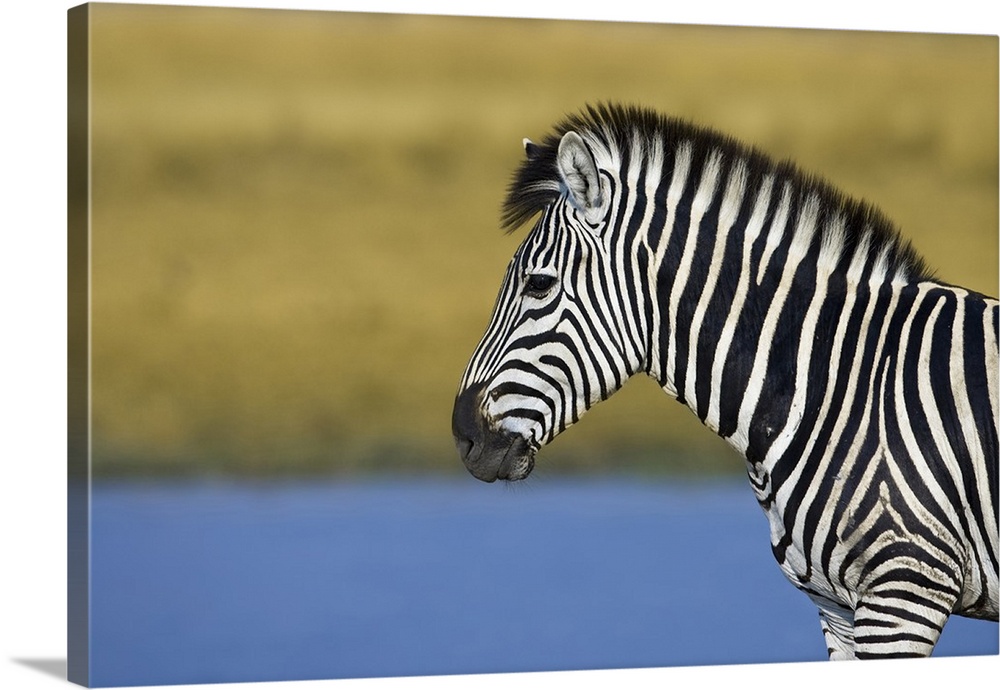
left=67, top=3, right=91, bottom=687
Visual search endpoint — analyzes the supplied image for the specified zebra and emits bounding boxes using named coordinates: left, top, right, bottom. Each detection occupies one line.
left=451, top=103, right=999, bottom=660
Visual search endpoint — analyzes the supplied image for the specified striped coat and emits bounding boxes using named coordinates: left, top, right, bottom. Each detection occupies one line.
left=452, top=104, right=998, bottom=658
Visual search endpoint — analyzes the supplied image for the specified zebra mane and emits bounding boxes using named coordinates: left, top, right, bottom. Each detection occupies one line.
left=501, top=103, right=931, bottom=283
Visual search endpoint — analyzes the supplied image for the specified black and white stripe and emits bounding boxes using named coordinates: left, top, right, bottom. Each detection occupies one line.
left=451, top=103, right=998, bottom=659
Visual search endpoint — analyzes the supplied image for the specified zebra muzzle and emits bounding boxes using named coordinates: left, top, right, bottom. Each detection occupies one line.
left=452, top=383, right=535, bottom=482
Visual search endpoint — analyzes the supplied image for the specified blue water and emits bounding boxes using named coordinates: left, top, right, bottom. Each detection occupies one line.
left=89, top=476, right=998, bottom=687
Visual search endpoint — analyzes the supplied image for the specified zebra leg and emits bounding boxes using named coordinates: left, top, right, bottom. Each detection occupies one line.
left=811, top=597, right=856, bottom=660
left=851, top=583, right=958, bottom=659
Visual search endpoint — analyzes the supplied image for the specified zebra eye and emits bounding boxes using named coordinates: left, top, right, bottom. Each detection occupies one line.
left=524, top=273, right=556, bottom=296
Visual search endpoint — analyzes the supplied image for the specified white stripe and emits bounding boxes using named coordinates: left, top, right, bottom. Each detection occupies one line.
left=705, top=172, right=773, bottom=432
left=901, top=290, right=965, bottom=530
left=684, top=159, right=747, bottom=419
left=646, top=142, right=692, bottom=392
left=869, top=241, right=892, bottom=285
left=817, top=211, right=846, bottom=274
left=755, top=181, right=793, bottom=286
left=985, top=304, right=1000, bottom=453
left=947, top=290, right=1000, bottom=604
left=885, top=284, right=965, bottom=554
left=728, top=189, right=814, bottom=454
left=664, top=149, right=724, bottom=397
left=761, top=193, right=823, bottom=469
left=613, top=134, right=661, bottom=367
left=981, top=302, right=1000, bottom=601
left=845, top=230, right=873, bottom=286
left=796, top=277, right=885, bottom=600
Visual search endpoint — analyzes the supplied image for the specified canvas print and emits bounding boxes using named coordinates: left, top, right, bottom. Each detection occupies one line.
left=68, top=3, right=999, bottom=687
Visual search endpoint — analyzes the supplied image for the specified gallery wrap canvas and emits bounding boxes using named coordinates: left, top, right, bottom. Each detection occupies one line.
left=67, top=3, right=999, bottom=688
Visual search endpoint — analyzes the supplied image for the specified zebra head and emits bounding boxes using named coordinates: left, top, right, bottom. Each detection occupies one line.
left=453, top=126, right=645, bottom=482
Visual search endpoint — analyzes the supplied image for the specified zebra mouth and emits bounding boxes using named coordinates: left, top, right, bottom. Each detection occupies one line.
left=452, top=385, right=537, bottom=482
left=458, top=429, right=536, bottom=483
left=496, top=435, right=536, bottom=482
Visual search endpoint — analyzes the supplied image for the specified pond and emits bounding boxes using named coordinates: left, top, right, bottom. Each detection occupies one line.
left=89, top=476, right=998, bottom=687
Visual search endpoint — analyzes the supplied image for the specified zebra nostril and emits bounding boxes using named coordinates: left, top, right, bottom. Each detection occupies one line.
left=452, top=382, right=487, bottom=464
left=456, top=436, right=474, bottom=462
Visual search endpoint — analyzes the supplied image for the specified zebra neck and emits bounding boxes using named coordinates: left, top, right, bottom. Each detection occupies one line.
left=639, top=149, right=900, bottom=463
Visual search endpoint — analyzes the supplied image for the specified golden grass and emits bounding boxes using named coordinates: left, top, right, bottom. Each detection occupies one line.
left=86, top=4, right=998, bottom=475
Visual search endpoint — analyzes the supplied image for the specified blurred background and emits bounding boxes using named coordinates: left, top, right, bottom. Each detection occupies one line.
left=89, top=5, right=998, bottom=477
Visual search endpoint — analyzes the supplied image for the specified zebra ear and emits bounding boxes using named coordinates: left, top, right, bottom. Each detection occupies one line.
left=523, top=138, right=541, bottom=159
left=556, top=131, right=605, bottom=224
